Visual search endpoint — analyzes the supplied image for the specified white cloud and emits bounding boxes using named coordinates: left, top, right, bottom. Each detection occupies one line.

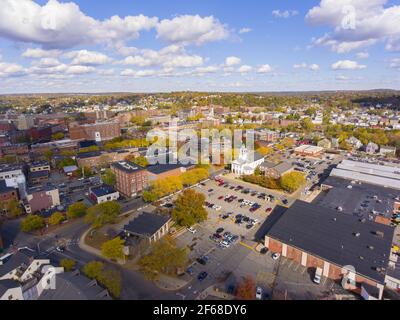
left=0, top=0, right=158, bottom=49
left=32, top=57, right=61, bottom=68
left=239, top=28, right=252, bottom=34
left=119, top=45, right=203, bottom=68
left=192, top=66, right=219, bottom=75
left=120, top=69, right=157, bottom=77
left=238, top=65, right=253, bottom=73
left=156, top=15, right=229, bottom=45
left=336, top=75, right=350, bottom=81
left=0, top=61, right=25, bottom=77
left=356, top=52, right=369, bottom=59
left=225, top=56, right=241, bottom=67
left=306, top=0, right=400, bottom=53
left=390, top=58, right=400, bottom=69
left=272, top=10, right=299, bottom=18
left=331, top=60, right=366, bottom=70
left=309, top=64, right=320, bottom=71
left=22, top=48, right=62, bottom=58
left=293, top=63, right=320, bottom=71
left=293, top=63, right=308, bottom=69
left=257, top=64, right=273, bottom=73
left=63, top=50, right=112, bottom=65
left=65, top=65, right=96, bottom=74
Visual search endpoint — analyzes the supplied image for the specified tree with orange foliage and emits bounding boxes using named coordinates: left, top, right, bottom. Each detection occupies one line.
left=235, top=276, right=256, bottom=300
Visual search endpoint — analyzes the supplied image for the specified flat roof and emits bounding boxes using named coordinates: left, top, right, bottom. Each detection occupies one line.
left=111, top=161, right=145, bottom=174
left=337, top=160, right=400, bottom=181
left=317, top=176, right=397, bottom=220
left=331, top=168, right=400, bottom=190
left=124, top=212, right=171, bottom=238
left=76, top=151, right=102, bottom=159
left=90, top=185, right=117, bottom=197
left=294, top=145, right=324, bottom=153
left=267, top=201, right=394, bottom=284
left=147, top=163, right=192, bottom=175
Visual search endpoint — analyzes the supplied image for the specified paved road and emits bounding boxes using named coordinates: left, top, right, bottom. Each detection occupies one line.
left=0, top=218, right=178, bottom=300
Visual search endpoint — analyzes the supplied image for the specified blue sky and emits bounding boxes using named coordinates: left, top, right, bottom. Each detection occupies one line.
left=0, top=0, right=399, bottom=93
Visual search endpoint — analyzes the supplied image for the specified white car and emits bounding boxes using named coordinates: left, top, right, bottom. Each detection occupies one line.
left=187, top=227, right=197, bottom=234
left=220, top=240, right=230, bottom=248
left=256, top=287, right=263, bottom=300
left=215, top=206, right=222, bottom=211
left=272, top=253, right=281, bottom=260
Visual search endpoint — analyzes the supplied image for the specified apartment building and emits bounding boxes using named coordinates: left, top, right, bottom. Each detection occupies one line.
left=111, top=161, right=148, bottom=198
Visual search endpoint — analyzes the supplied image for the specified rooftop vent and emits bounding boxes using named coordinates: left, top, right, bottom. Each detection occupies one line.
left=375, top=231, right=384, bottom=238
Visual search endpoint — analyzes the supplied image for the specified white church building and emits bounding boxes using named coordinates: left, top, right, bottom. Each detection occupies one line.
left=231, top=145, right=265, bottom=176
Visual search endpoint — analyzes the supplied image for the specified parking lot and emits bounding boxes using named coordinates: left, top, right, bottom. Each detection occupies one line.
left=171, top=176, right=339, bottom=300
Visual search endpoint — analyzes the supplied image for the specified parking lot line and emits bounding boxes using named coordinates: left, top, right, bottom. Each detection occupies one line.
left=239, top=242, right=255, bottom=251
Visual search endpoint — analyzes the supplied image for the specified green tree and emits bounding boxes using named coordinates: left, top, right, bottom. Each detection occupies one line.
left=60, top=259, right=76, bottom=272
left=57, top=157, right=76, bottom=169
left=51, top=132, right=65, bottom=141
left=101, top=237, right=125, bottom=261
left=82, top=261, right=122, bottom=298
left=138, top=238, right=188, bottom=280
left=301, top=117, right=315, bottom=132
left=101, top=169, right=116, bottom=186
left=44, top=149, right=53, bottom=163
left=67, top=202, right=87, bottom=219
left=6, top=199, right=22, bottom=218
left=83, top=261, right=104, bottom=279
left=180, top=168, right=209, bottom=186
left=172, top=189, right=207, bottom=227
left=21, top=215, right=45, bottom=232
left=48, top=212, right=66, bottom=226
left=280, top=171, right=306, bottom=193
left=85, top=201, right=121, bottom=229
left=129, top=155, right=149, bottom=168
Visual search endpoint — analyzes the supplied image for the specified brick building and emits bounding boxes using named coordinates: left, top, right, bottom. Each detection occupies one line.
left=69, top=121, right=121, bottom=142
left=0, top=180, right=19, bottom=215
left=76, top=149, right=139, bottom=168
left=111, top=161, right=148, bottom=198
left=264, top=201, right=394, bottom=300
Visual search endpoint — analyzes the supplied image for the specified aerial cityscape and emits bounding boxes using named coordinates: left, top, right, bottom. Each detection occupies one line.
left=1, top=0, right=400, bottom=307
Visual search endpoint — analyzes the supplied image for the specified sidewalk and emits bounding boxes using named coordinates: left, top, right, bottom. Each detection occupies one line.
left=154, top=274, right=191, bottom=291
left=196, top=285, right=235, bottom=300
left=78, top=228, right=125, bottom=265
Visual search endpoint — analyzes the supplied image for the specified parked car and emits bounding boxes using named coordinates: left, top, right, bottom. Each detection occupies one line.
left=272, top=253, right=281, bottom=260
left=313, top=267, right=322, bottom=284
left=198, top=272, right=208, bottom=282
left=216, top=228, right=224, bottom=234
left=187, top=227, right=197, bottom=234
left=256, top=287, right=263, bottom=300
left=56, top=246, right=66, bottom=253
left=186, top=267, right=194, bottom=275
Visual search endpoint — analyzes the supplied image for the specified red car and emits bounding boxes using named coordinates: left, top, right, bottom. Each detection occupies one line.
left=266, top=208, right=272, bottom=213
left=218, top=196, right=224, bottom=200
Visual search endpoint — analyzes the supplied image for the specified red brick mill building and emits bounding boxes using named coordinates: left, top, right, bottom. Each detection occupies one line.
left=265, top=201, right=395, bottom=300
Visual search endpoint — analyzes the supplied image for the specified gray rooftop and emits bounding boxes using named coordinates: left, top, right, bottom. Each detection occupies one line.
left=318, top=176, right=398, bottom=220
left=0, top=279, right=20, bottom=297
left=38, top=271, right=111, bottom=300
left=124, top=212, right=171, bottom=238
left=267, top=201, right=394, bottom=284
left=0, top=249, right=35, bottom=278
left=111, top=161, right=145, bottom=174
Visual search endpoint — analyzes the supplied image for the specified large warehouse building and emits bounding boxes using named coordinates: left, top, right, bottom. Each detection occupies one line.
left=265, top=201, right=395, bottom=300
